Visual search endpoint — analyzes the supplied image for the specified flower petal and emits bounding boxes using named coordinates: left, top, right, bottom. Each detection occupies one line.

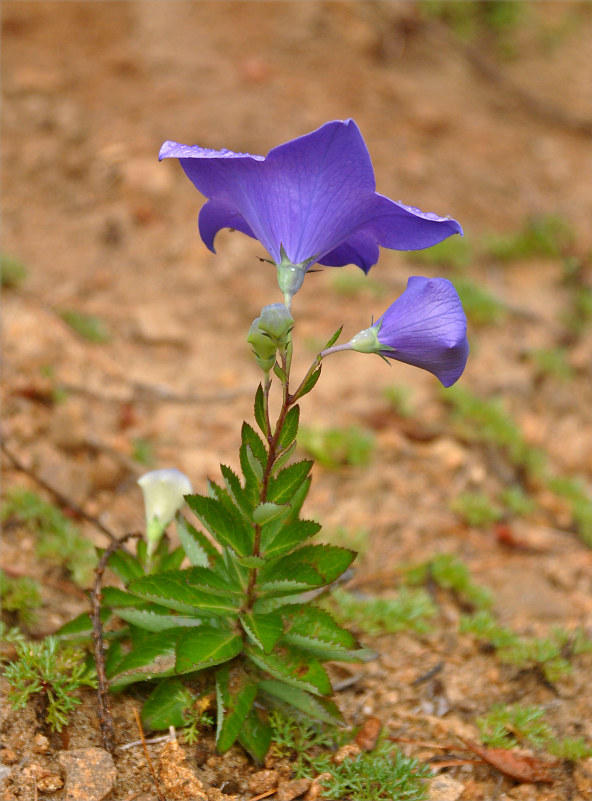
left=199, top=197, right=257, bottom=252
left=317, top=230, right=379, bottom=273
left=361, top=194, right=463, bottom=251
left=376, top=276, right=469, bottom=387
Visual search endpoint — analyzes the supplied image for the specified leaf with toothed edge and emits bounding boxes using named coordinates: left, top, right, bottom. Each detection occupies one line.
left=256, top=544, right=356, bottom=596
left=258, top=680, right=344, bottom=726
left=175, top=626, right=243, bottom=673
left=108, top=628, right=183, bottom=690
left=245, top=642, right=332, bottom=696
left=267, top=460, right=312, bottom=504
left=278, top=405, right=300, bottom=450
left=238, top=708, right=272, bottom=764
left=240, top=610, right=284, bottom=653
left=176, top=516, right=215, bottom=567
left=186, top=493, right=253, bottom=556
left=215, top=663, right=258, bottom=754
left=127, top=571, right=241, bottom=615
left=260, top=518, right=321, bottom=559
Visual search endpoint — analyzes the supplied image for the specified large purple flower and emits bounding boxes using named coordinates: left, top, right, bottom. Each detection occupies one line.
left=341, top=276, right=469, bottom=387
left=159, top=120, right=462, bottom=296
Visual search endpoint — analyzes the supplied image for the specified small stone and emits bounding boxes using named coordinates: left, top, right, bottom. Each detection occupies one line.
left=0, top=749, right=17, bottom=764
left=32, top=733, right=50, bottom=754
left=248, top=769, right=280, bottom=794
left=276, top=777, right=312, bottom=801
left=427, top=774, right=465, bottom=801
left=354, top=717, right=382, bottom=752
left=23, top=763, right=64, bottom=793
left=332, top=743, right=361, bottom=764
left=158, top=741, right=208, bottom=800
left=58, top=748, right=116, bottom=801
left=303, top=772, right=332, bottom=800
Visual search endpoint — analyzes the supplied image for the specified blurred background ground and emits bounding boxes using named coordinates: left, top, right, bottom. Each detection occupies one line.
left=2, top=2, right=592, bottom=800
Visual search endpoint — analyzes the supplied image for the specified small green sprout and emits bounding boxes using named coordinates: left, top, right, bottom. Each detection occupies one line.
left=451, top=491, right=504, bottom=528
left=330, top=270, right=386, bottom=298
left=477, top=704, right=552, bottom=749
left=547, top=737, right=592, bottom=762
left=325, top=588, right=437, bottom=636
left=268, top=711, right=337, bottom=778
left=383, top=384, right=414, bottom=417
left=176, top=688, right=214, bottom=745
left=1, top=254, right=28, bottom=288
left=299, top=425, right=375, bottom=469
left=546, top=476, right=592, bottom=547
left=58, top=309, right=112, bottom=343
left=453, top=277, right=506, bottom=327
left=3, top=636, right=97, bottom=731
left=0, top=569, right=43, bottom=627
left=484, top=215, right=575, bottom=262
left=132, top=437, right=156, bottom=466
left=500, top=485, right=537, bottom=517
left=529, top=347, right=574, bottom=381
left=404, top=553, right=492, bottom=610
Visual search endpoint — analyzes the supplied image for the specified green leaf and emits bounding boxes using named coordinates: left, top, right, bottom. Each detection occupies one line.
left=238, top=708, right=272, bottom=764
left=257, top=544, right=355, bottom=596
left=186, top=493, right=253, bottom=557
left=220, top=464, right=253, bottom=518
left=294, top=367, right=321, bottom=400
left=254, top=384, right=269, bottom=438
left=268, top=460, right=312, bottom=504
left=107, top=550, right=145, bottom=583
left=245, top=445, right=264, bottom=482
left=175, top=626, right=243, bottom=673
left=239, top=442, right=262, bottom=502
left=128, top=571, right=241, bottom=616
left=253, top=502, right=288, bottom=526
left=245, top=642, right=332, bottom=696
left=323, top=325, right=343, bottom=351
left=259, top=680, right=344, bottom=725
left=241, top=422, right=268, bottom=468
left=215, top=663, right=258, bottom=753
left=273, top=362, right=287, bottom=383
left=236, top=556, right=266, bottom=569
left=285, top=477, right=311, bottom=521
left=108, top=629, right=182, bottom=690
left=186, top=565, right=244, bottom=595
left=158, top=546, right=185, bottom=572
left=56, top=608, right=111, bottom=639
left=142, top=678, right=189, bottom=730
left=278, top=405, right=300, bottom=451
left=176, top=517, right=216, bottom=566
left=218, top=548, right=249, bottom=594
left=116, top=608, right=204, bottom=632
left=101, top=587, right=148, bottom=608
left=240, top=610, right=284, bottom=653
left=260, top=518, right=321, bottom=559
left=282, top=605, right=356, bottom=653
left=271, top=441, right=297, bottom=474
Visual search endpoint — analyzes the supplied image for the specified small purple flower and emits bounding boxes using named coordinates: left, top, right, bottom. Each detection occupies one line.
left=343, top=277, right=469, bottom=387
left=160, top=120, right=462, bottom=298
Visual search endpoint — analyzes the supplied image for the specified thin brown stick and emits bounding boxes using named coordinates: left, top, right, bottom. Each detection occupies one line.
left=92, top=532, right=141, bottom=753
left=132, top=706, right=167, bottom=801
left=1, top=439, right=121, bottom=545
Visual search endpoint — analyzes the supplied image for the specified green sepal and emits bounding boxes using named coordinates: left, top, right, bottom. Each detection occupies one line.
left=241, top=422, right=268, bottom=468
left=186, top=493, right=253, bottom=557
left=108, top=628, right=182, bottom=690
left=256, top=544, right=356, bottom=597
left=253, top=502, right=288, bottom=525
left=175, top=626, right=243, bottom=674
left=258, top=680, right=344, bottom=726
left=260, top=518, right=321, bottom=559
left=278, top=405, right=299, bottom=451
left=116, top=608, right=205, bottom=632
left=238, top=708, right=272, bottom=764
left=176, top=516, right=216, bottom=567
left=267, top=460, right=312, bottom=504
left=323, top=325, right=343, bottom=351
left=240, top=610, right=283, bottom=653
left=142, top=678, right=189, bottom=731
left=254, top=384, right=269, bottom=439
left=293, top=367, right=321, bottom=401
left=245, top=642, right=332, bottom=696
left=215, top=663, right=258, bottom=754
left=127, top=571, right=241, bottom=616
left=107, top=550, right=145, bottom=583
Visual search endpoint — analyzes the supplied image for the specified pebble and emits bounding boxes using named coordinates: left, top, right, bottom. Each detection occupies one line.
left=25, top=762, right=64, bottom=793
left=332, top=743, right=361, bottom=764
left=0, top=749, right=17, bottom=764
left=58, top=748, right=116, bottom=801
left=276, top=777, right=312, bottom=800
left=427, top=774, right=465, bottom=801
left=158, top=740, right=208, bottom=800
left=32, top=733, right=50, bottom=754
left=248, top=769, right=280, bottom=793
left=303, top=772, right=332, bottom=800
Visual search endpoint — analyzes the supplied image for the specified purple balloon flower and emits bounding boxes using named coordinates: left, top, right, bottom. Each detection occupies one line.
left=344, top=276, right=469, bottom=387
left=160, top=120, right=462, bottom=297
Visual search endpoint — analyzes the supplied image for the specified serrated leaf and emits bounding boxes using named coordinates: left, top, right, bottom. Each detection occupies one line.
left=238, top=708, right=272, bottom=764
left=285, top=476, right=311, bottom=521
left=56, top=608, right=111, bottom=639
left=218, top=548, right=249, bottom=593
left=294, top=367, right=321, bottom=400
left=142, top=678, right=189, bottom=731
left=117, top=608, right=204, bottom=632
left=272, top=441, right=297, bottom=474
left=236, top=555, right=266, bottom=568
left=268, top=460, right=312, bottom=505
left=245, top=444, right=264, bottom=482
left=241, top=422, right=268, bottom=467
left=239, top=442, right=262, bottom=503
left=282, top=605, right=356, bottom=652
left=108, top=629, right=182, bottom=690
left=323, top=325, right=343, bottom=351
left=186, top=493, right=253, bottom=557
left=254, top=384, right=269, bottom=438
left=107, top=550, right=145, bottom=583
left=245, top=642, right=332, bottom=696
left=176, top=516, right=215, bottom=567
left=215, top=663, right=258, bottom=753
left=158, top=546, right=185, bottom=572
left=253, top=502, right=288, bottom=525
left=259, top=680, right=344, bottom=726
left=240, top=610, right=283, bottom=653
left=278, top=405, right=299, bottom=451
left=220, top=464, right=253, bottom=517
left=186, top=565, right=244, bottom=596
left=128, top=571, right=241, bottom=615
left=175, top=626, right=242, bottom=673
left=260, top=518, right=321, bottom=558
left=101, top=587, right=148, bottom=608
left=257, top=544, right=355, bottom=596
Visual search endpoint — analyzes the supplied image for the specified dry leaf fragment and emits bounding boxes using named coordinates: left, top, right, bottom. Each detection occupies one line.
left=462, top=739, right=555, bottom=783
left=354, top=717, right=382, bottom=752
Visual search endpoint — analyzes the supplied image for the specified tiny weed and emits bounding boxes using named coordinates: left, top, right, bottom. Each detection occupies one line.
left=1, top=488, right=96, bottom=586
left=330, top=270, right=386, bottom=298
left=383, top=384, right=414, bottom=417
left=1, top=254, right=28, bottom=288
left=404, top=553, right=492, bottom=610
left=546, top=476, right=592, bottom=547
left=477, top=704, right=552, bottom=749
left=500, top=485, right=537, bottom=517
left=451, top=490, right=504, bottom=528
left=325, top=588, right=437, bottom=636
left=2, top=636, right=97, bottom=731
left=299, top=425, right=375, bottom=469
left=547, top=737, right=592, bottom=762
left=176, top=689, right=214, bottom=744
left=58, top=309, right=111, bottom=344
left=0, top=569, right=43, bottom=627
left=269, top=711, right=337, bottom=778
left=408, top=233, right=472, bottom=270
left=132, top=437, right=155, bottom=466
left=529, top=347, right=574, bottom=381
left=453, top=276, right=506, bottom=327
left=484, top=215, right=575, bottom=262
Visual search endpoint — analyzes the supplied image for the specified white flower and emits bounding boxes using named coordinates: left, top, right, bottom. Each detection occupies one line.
left=138, top=468, right=192, bottom=536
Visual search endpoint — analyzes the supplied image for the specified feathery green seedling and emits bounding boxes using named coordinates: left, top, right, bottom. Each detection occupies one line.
left=547, top=737, right=592, bottom=762
left=451, top=491, right=504, bottom=527
left=383, top=384, right=414, bottom=417
left=452, top=276, right=506, bottom=327
left=299, top=425, right=375, bottom=469
left=477, top=704, right=552, bottom=749
left=500, top=485, right=537, bottom=517
left=0, top=570, right=43, bottom=627
left=325, top=588, right=437, bottom=636
left=404, top=553, right=492, bottom=610
left=484, top=215, right=575, bottom=262
left=1, top=488, right=97, bottom=586
left=175, top=688, right=214, bottom=744
left=1, top=254, right=28, bottom=288
left=58, top=309, right=112, bottom=344
left=268, top=711, right=337, bottom=778
left=2, top=636, right=97, bottom=731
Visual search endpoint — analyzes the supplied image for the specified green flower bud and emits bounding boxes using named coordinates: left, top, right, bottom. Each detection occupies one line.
left=257, top=303, right=294, bottom=346
left=247, top=317, right=277, bottom=372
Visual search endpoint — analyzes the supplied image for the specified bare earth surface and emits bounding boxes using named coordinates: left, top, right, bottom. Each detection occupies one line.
left=2, top=3, right=592, bottom=800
